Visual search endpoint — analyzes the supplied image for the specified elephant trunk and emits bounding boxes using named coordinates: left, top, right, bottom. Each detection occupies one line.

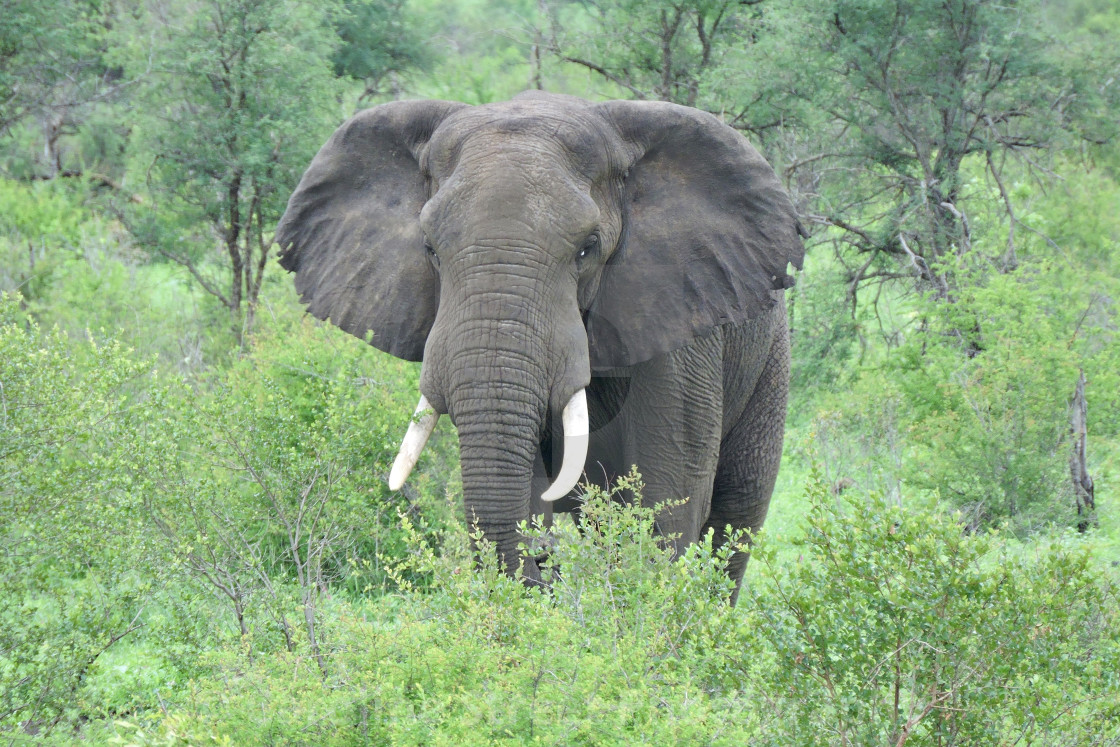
left=449, top=343, right=549, bottom=581
left=456, top=407, right=540, bottom=577
left=421, top=271, right=589, bottom=580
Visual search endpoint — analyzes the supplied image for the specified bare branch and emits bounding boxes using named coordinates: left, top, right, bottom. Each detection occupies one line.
left=806, top=214, right=877, bottom=247
left=938, top=200, right=972, bottom=255
left=557, top=55, right=650, bottom=100
left=154, top=247, right=233, bottom=309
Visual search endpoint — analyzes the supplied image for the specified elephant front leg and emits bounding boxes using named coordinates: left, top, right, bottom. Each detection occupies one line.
left=595, top=331, right=725, bottom=556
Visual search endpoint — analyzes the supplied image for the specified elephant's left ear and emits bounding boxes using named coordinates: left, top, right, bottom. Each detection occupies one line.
left=587, top=101, right=805, bottom=369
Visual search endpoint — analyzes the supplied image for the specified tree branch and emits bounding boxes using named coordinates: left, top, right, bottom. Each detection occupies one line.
left=557, top=56, right=649, bottom=99
left=155, top=247, right=233, bottom=309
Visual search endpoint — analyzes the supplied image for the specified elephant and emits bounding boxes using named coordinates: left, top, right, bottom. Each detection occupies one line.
left=276, top=91, right=805, bottom=602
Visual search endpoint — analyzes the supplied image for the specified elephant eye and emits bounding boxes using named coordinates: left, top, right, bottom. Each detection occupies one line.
left=424, top=238, right=439, bottom=266
left=577, top=233, right=600, bottom=263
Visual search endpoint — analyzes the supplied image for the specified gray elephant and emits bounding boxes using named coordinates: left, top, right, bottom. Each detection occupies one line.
left=276, top=91, right=804, bottom=602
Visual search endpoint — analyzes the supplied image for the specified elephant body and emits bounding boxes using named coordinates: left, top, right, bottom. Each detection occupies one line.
left=277, top=92, right=804, bottom=601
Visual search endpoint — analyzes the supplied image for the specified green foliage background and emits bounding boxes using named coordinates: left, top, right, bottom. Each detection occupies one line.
left=1, top=0, right=1118, bottom=742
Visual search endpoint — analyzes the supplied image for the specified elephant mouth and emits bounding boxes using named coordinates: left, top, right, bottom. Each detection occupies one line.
left=388, top=388, right=590, bottom=501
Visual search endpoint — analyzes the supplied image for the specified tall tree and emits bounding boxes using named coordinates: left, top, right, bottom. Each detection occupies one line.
left=331, top=0, right=432, bottom=102
left=706, top=0, right=1120, bottom=529
left=0, top=0, right=123, bottom=178
left=124, top=0, right=343, bottom=339
left=713, top=0, right=1120, bottom=306
left=540, top=0, right=759, bottom=105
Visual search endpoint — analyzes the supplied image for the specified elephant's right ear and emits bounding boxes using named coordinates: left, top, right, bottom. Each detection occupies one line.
left=276, top=100, right=467, bottom=360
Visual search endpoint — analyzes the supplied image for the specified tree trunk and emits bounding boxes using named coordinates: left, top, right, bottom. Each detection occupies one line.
left=1069, top=370, right=1096, bottom=532
left=42, top=112, right=64, bottom=178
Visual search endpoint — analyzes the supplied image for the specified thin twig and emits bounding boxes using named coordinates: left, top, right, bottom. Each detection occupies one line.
left=557, top=56, right=649, bottom=99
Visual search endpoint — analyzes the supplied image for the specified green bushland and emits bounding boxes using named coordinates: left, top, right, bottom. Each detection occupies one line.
left=100, top=473, right=1119, bottom=745
left=5, top=277, right=1118, bottom=742
left=0, top=287, right=459, bottom=739
left=3, top=0, right=1119, bottom=741
left=2, top=140, right=1119, bottom=741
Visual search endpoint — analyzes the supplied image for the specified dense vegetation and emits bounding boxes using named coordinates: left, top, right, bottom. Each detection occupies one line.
left=2, top=0, right=1119, bottom=742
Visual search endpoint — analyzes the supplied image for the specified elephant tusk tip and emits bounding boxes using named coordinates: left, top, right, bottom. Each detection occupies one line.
left=388, top=438, right=423, bottom=490
left=540, top=483, right=568, bottom=502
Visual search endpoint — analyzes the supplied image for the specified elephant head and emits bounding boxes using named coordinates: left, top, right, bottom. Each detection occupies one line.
left=276, top=92, right=803, bottom=580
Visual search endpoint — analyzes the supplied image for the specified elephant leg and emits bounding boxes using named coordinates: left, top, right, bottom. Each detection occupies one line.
left=705, top=323, right=790, bottom=605
left=603, top=330, right=725, bottom=556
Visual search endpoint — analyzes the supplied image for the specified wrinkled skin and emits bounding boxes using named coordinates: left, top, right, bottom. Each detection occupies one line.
left=277, top=92, right=804, bottom=602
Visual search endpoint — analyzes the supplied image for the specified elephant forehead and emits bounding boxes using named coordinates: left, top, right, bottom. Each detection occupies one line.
left=422, top=157, right=600, bottom=245
left=429, top=101, right=617, bottom=182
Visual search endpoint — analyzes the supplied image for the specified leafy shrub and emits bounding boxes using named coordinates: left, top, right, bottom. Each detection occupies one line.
left=894, top=262, right=1104, bottom=533
left=788, top=252, right=862, bottom=408
left=0, top=178, right=90, bottom=244
left=0, top=293, right=162, bottom=735
left=0, top=290, right=456, bottom=737
left=133, top=290, right=459, bottom=672
left=0, top=178, right=97, bottom=302
left=112, top=473, right=762, bottom=745
left=0, top=177, right=227, bottom=374
left=114, top=471, right=1120, bottom=746
left=802, top=372, right=906, bottom=503
left=746, top=471, right=1120, bottom=744
left=808, top=245, right=1118, bottom=535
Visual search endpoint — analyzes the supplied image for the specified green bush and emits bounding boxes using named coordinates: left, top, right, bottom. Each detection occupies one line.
left=800, top=371, right=907, bottom=504
left=0, top=290, right=457, bottom=738
left=0, top=178, right=91, bottom=244
left=111, top=473, right=763, bottom=745
left=893, top=259, right=1110, bottom=533
left=0, top=178, right=97, bottom=303
left=139, top=299, right=457, bottom=660
left=0, top=177, right=228, bottom=373
left=0, top=292, right=163, bottom=735
left=746, top=471, right=1120, bottom=744
left=806, top=244, right=1118, bottom=535
left=112, top=471, right=1120, bottom=746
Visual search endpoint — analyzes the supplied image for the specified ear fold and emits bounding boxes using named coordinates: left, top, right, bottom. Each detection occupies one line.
left=276, top=100, right=467, bottom=360
left=586, top=101, right=805, bottom=369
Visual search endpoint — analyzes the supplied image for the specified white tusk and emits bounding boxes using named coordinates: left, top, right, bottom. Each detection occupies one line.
left=389, top=395, right=440, bottom=491
left=541, top=389, right=589, bottom=502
